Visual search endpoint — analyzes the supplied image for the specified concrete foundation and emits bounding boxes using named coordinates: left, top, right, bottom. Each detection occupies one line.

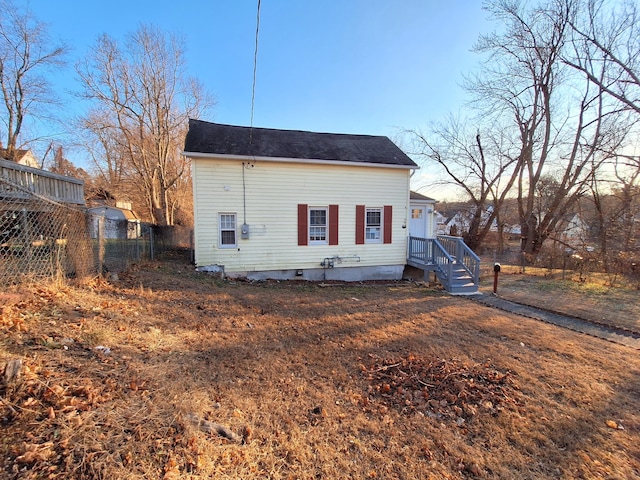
left=224, top=264, right=405, bottom=282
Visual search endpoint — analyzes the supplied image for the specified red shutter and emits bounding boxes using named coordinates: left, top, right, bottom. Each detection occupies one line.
left=298, top=204, right=308, bottom=246
left=329, top=204, right=339, bottom=245
left=383, top=205, right=392, bottom=244
left=355, top=205, right=365, bottom=245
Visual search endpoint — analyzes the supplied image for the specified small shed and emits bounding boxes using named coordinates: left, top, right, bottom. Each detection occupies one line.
left=88, top=204, right=140, bottom=239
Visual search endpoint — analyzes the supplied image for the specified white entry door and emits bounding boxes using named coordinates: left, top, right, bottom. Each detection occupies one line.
left=409, top=206, right=426, bottom=238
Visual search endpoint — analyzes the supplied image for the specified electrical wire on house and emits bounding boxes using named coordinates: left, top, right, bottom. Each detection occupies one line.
left=242, top=161, right=252, bottom=226
left=242, top=0, right=260, bottom=231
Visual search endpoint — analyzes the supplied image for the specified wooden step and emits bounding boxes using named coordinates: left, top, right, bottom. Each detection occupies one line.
left=434, top=267, right=479, bottom=295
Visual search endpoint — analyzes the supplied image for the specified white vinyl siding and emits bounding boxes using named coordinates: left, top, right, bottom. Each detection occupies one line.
left=191, top=159, right=411, bottom=272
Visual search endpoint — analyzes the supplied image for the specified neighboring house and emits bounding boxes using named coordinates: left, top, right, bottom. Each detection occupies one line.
left=436, top=206, right=498, bottom=236
left=434, top=209, right=470, bottom=236
left=88, top=202, right=141, bottom=239
left=556, top=213, right=590, bottom=249
left=444, top=211, right=469, bottom=236
left=435, top=211, right=449, bottom=235
left=183, top=120, right=419, bottom=281
left=506, top=224, right=522, bottom=239
left=0, top=148, right=40, bottom=168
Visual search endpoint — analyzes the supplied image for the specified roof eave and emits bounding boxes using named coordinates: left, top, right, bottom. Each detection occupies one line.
left=182, top=151, right=419, bottom=170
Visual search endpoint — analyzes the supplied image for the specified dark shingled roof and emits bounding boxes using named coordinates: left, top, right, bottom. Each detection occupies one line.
left=0, top=148, right=30, bottom=162
left=183, top=119, right=418, bottom=168
left=410, top=191, right=436, bottom=201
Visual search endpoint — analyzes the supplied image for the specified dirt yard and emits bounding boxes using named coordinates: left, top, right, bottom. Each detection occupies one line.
left=1, top=254, right=639, bottom=479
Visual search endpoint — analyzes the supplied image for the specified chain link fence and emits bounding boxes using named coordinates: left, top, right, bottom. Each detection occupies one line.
left=91, top=218, right=155, bottom=276
left=0, top=175, right=161, bottom=286
left=1, top=176, right=94, bottom=284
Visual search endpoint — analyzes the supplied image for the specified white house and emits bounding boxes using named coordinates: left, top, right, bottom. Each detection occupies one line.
left=436, top=206, right=499, bottom=236
left=558, top=213, right=590, bottom=248
left=0, top=148, right=40, bottom=168
left=183, top=120, right=419, bottom=281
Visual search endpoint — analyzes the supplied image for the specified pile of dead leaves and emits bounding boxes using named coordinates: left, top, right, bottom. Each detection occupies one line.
left=363, top=354, right=523, bottom=426
left=2, top=356, right=119, bottom=476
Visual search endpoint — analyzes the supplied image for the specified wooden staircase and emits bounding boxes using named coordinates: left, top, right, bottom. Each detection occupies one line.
left=444, top=264, right=479, bottom=294
left=407, top=235, right=480, bottom=295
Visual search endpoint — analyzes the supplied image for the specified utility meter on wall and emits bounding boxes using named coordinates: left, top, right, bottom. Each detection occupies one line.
left=241, top=223, right=250, bottom=239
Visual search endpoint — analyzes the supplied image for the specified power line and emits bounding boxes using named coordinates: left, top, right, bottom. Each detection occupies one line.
left=245, top=0, right=261, bottom=224
left=250, top=0, right=261, bottom=132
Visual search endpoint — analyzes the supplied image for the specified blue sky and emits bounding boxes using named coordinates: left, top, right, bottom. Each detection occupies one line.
left=25, top=0, right=493, bottom=195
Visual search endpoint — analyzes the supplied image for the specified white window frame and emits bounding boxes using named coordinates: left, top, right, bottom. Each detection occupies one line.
left=308, top=207, right=328, bottom=245
left=365, top=207, right=382, bottom=243
left=218, top=213, right=237, bottom=248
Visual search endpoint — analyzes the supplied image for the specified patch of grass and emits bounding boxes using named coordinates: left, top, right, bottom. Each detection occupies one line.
left=526, top=278, right=609, bottom=296
left=529, top=278, right=571, bottom=292
left=483, top=267, right=640, bottom=331
left=81, top=328, right=110, bottom=347
left=572, top=282, right=611, bottom=296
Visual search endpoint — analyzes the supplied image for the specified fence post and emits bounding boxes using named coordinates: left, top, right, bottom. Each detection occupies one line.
left=97, top=216, right=104, bottom=276
left=135, top=224, right=140, bottom=261
left=149, top=225, right=155, bottom=261
left=190, top=228, right=195, bottom=264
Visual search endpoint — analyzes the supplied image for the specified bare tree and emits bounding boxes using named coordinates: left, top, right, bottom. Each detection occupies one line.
left=410, top=116, right=520, bottom=250
left=613, top=158, right=640, bottom=254
left=0, top=0, right=67, bottom=160
left=76, top=25, right=213, bottom=225
left=76, top=109, right=134, bottom=202
left=562, top=0, right=640, bottom=276
left=585, top=153, right=639, bottom=277
left=563, top=0, right=640, bottom=116
left=465, top=0, right=629, bottom=261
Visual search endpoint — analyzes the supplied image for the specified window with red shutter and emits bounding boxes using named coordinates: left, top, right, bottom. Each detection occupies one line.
left=299, top=204, right=339, bottom=246
left=356, top=205, right=393, bottom=244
